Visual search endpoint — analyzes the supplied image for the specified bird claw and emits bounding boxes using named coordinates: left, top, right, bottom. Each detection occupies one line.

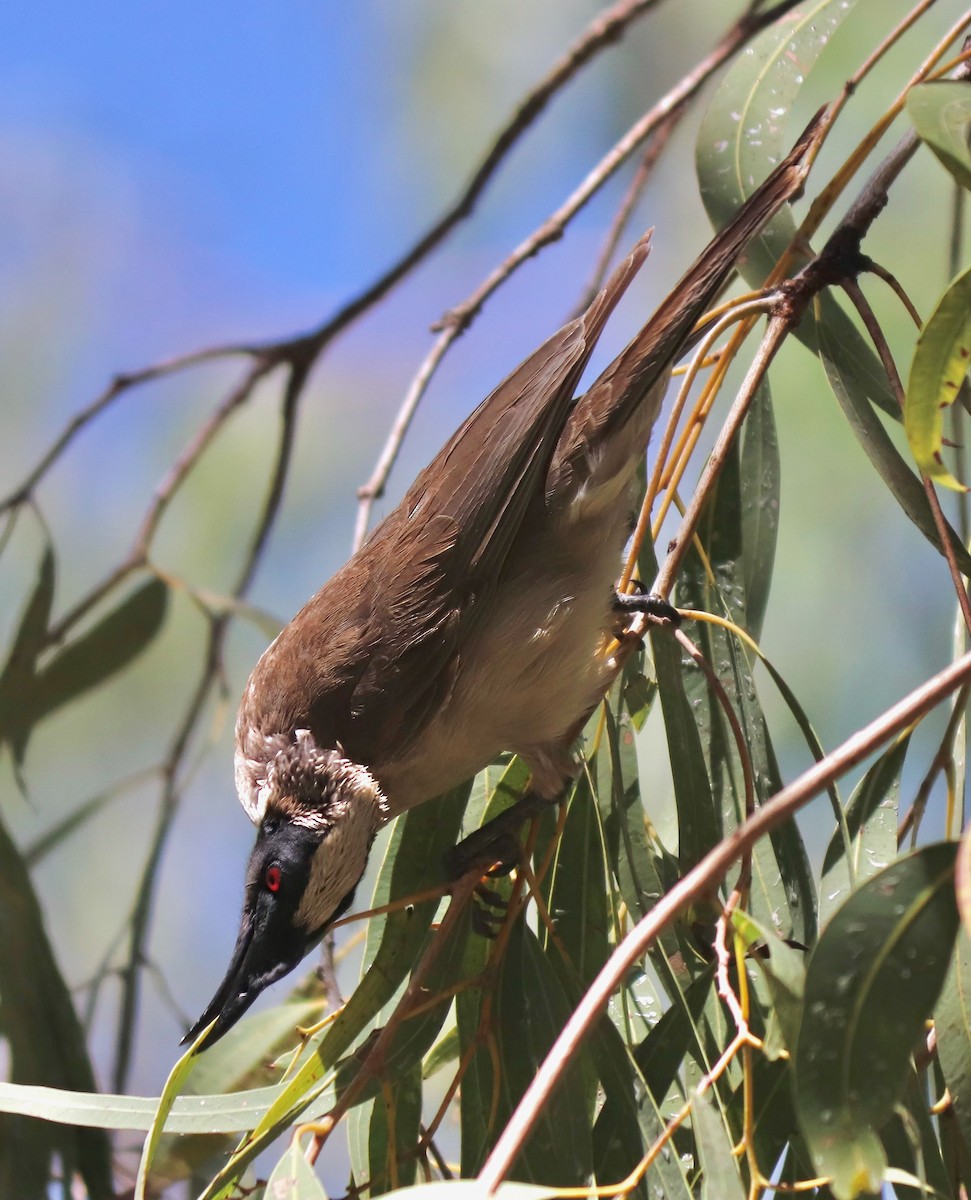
left=612, top=588, right=681, bottom=627
left=444, top=829, right=521, bottom=882
left=471, top=879, right=510, bottom=938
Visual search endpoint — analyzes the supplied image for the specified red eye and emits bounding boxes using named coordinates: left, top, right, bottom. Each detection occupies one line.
left=265, top=865, right=282, bottom=893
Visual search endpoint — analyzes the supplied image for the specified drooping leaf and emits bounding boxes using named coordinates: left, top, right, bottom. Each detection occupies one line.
left=819, top=735, right=908, bottom=926
left=31, top=575, right=169, bottom=724
left=136, top=1040, right=201, bottom=1198
left=679, top=423, right=815, bottom=946
left=263, top=1141, right=329, bottom=1199
left=348, top=1063, right=422, bottom=1197
left=817, top=314, right=971, bottom=570
left=907, top=80, right=971, bottom=193
left=0, top=1079, right=286, bottom=1134
left=544, top=771, right=609, bottom=986
left=732, top=910, right=805, bottom=1060
left=739, top=381, right=780, bottom=641
left=492, top=922, right=596, bottom=1184
left=935, top=929, right=971, bottom=1160
left=1, top=574, right=169, bottom=767
left=0, top=545, right=55, bottom=763
left=905, top=265, right=971, bottom=492
left=0, top=812, right=112, bottom=1200
left=696, top=0, right=856, bottom=272
left=795, top=842, right=960, bottom=1199
left=650, top=627, right=718, bottom=872
left=693, top=1091, right=745, bottom=1200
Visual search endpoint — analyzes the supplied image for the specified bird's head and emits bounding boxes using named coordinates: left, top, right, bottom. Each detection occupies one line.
left=185, top=730, right=387, bottom=1050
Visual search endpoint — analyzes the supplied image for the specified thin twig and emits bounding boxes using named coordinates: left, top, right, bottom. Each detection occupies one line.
left=478, top=647, right=971, bottom=1190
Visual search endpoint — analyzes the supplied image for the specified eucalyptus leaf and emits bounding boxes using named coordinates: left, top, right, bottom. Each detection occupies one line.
left=0, top=812, right=112, bottom=1199
left=907, top=81, right=971, bottom=193
left=819, top=735, right=908, bottom=926
left=935, top=930, right=971, bottom=1161
left=264, top=1141, right=329, bottom=1199
left=795, top=842, right=960, bottom=1199
left=905, top=264, right=971, bottom=492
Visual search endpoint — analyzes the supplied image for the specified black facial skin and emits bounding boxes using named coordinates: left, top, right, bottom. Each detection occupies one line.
left=183, top=819, right=356, bottom=1051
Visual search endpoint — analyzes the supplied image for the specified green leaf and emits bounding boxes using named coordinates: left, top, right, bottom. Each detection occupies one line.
left=544, top=771, right=609, bottom=985
left=693, top=1091, right=746, bottom=1200
left=696, top=0, right=857, bottom=272
left=590, top=1013, right=692, bottom=1200
left=907, top=80, right=971, bottom=192
left=0, top=1080, right=285, bottom=1134
left=795, top=842, right=961, bottom=1199
left=651, top=627, right=718, bottom=871
left=32, top=576, right=169, bottom=723
left=348, top=1062, right=422, bottom=1196
left=183, top=993, right=327, bottom=1098
left=879, top=1069, right=952, bottom=1200
left=696, top=0, right=902, bottom=431
left=817, top=315, right=971, bottom=570
left=264, top=1142, right=329, bottom=1199
left=598, top=684, right=668, bottom=924
left=819, top=735, right=908, bottom=927
left=906, top=265, right=971, bottom=491
left=466, top=922, right=596, bottom=1184
left=0, top=545, right=55, bottom=762
left=422, top=1025, right=459, bottom=1080
left=0, top=811, right=112, bottom=1199
left=935, top=929, right=971, bottom=1160
left=678, top=428, right=815, bottom=946
left=732, top=910, right=805, bottom=1060
left=135, top=1040, right=201, bottom=1198
left=739, top=381, right=779, bottom=641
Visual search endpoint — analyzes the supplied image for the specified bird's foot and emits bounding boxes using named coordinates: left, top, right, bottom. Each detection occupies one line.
left=444, top=829, right=522, bottom=882
left=471, top=881, right=510, bottom=938
left=612, top=587, right=681, bottom=627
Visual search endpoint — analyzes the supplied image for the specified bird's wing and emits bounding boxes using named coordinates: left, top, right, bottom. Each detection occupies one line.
left=548, top=111, right=820, bottom=505
left=322, top=240, right=653, bottom=764
left=399, top=234, right=653, bottom=579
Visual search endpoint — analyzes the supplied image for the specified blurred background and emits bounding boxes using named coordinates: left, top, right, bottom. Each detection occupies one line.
left=1, top=0, right=968, bottom=1190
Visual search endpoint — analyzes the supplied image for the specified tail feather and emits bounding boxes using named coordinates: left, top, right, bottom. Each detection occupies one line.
left=549, top=109, right=822, bottom=503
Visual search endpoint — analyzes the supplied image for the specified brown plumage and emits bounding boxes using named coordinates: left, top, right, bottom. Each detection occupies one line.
left=188, top=116, right=817, bottom=1049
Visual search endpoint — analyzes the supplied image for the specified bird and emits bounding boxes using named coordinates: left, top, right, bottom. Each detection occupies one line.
left=185, top=119, right=817, bottom=1050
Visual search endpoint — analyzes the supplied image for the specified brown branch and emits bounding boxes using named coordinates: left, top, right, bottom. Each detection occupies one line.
left=478, top=647, right=971, bottom=1190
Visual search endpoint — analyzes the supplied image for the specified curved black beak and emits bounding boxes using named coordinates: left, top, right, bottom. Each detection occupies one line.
left=182, top=902, right=307, bottom=1051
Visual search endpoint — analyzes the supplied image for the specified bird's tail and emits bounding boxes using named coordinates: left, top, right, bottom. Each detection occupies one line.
left=550, top=109, right=822, bottom=498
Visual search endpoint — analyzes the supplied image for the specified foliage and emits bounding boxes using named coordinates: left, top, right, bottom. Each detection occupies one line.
left=5, top=2, right=971, bottom=1199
